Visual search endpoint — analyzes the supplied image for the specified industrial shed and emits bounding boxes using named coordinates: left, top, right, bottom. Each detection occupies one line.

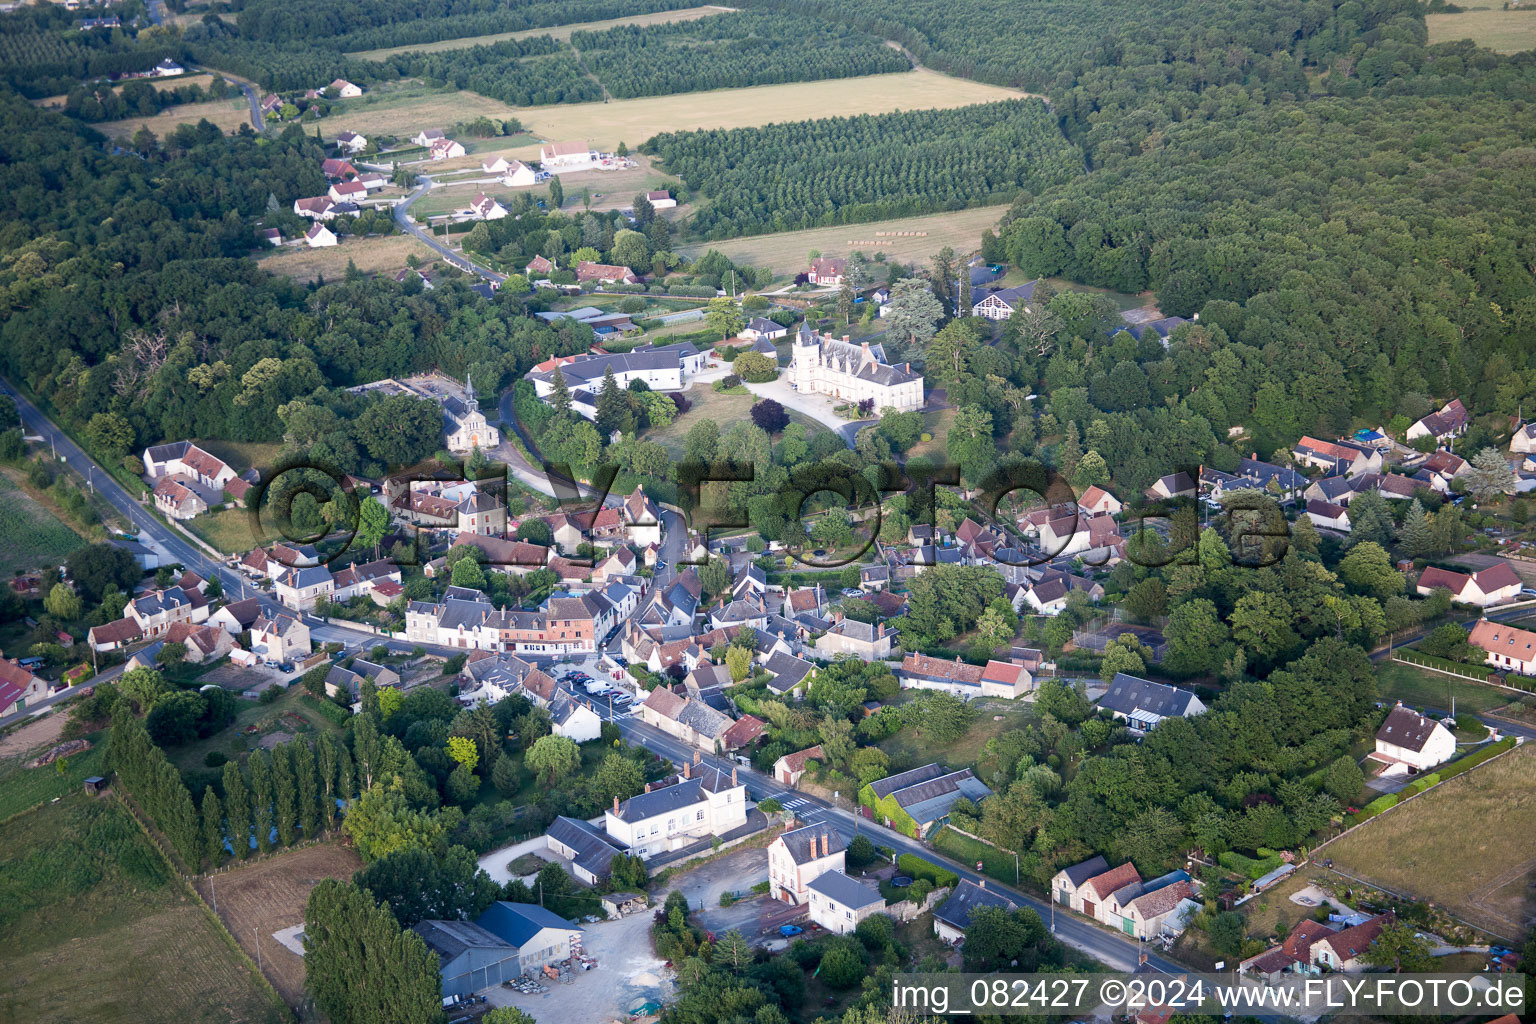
left=411, top=919, right=522, bottom=998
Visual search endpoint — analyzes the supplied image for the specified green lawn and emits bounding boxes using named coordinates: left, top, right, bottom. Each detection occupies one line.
left=0, top=794, right=289, bottom=1024
left=183, top=506, right=263, bottom=555
left=0, top=740, right=106, bottom=821
left=0, top=471, right=86, bottom=577
left=1374, top=661, right=1528, bottom=715
left=645, top=382, right=828, bottom=460
left=192, top=439, right=281, bottom=477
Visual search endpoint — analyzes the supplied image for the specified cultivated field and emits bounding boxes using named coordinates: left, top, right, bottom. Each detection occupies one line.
left=193, top=842, right=364, bottom=1013
left=1322, top=742, right=1536, bottom=941
left=0, top=470, right=85, bottom=577
left=257, top=234, right=442, bottom=284
left=348, top=5, right=733, bottom=59
left=526, top=68, right=1027, bottom=152
left=95, top=96, right=254, bottom=138
left=0, top=794, right=289, bottom=1024
left=680, top=205, right=1010, bottom=277
left=1427, top=8, right=1536, bottom=52
left=324, top=87, right=531, bottom=139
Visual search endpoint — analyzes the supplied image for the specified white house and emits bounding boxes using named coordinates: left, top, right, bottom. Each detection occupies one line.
left=644, top=189, right=677, bottom=210
left=788, top=324, right=923, bottom=413
left=142, top=441, right=237, bottom=492
left=1305, top=499, right=1351, bottom=532
left=1416, top=561, right=1522, bottom=607
left=412, top=129, right=446, bottom=147
left=971, top=282, right=1037, bottom=320
left=293, top=196, right=335, bottom=220
left=539, top=140, right=595, bottom=169
left=1469, top=618, right=1536, bottom=675
left=1405, top=399, right=1469, bottom=443
left=328, top=180, right=368, bottom=204
left=1511, top=422, right=1536, bottom=455
left=328, top=78, right=362, bottom=98
left=305, top=223, right=338, bottom=248
left=550, top=694, right=603, bottom=743
left=503, top=161, right=537, bottom=187
left=335, top=130, right=367, bottom=153
left=768, top=824, right=846, bottom=904
left=807, top=872, right=884, bottom=935
left=1078, top=485, right=1122, bottom=517
left=467, top=193, right=507, bottom=221
left=429, top=138, right=467, bottom=161
left=602, top=761, right=747, bottom=860
left=1372, top=704, right=1456, bottom=772
left=807, top=257, right=844, bottom=286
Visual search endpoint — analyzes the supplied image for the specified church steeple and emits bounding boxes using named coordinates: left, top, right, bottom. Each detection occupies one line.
left=465, top=372, right=476, bottom=405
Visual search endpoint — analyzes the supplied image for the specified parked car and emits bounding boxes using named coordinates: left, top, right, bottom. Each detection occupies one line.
left=779, top=925, right=802, bottom=937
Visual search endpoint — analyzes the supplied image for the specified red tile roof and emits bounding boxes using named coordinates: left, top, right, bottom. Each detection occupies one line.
left=1083, top=861, right=1141, bottom=902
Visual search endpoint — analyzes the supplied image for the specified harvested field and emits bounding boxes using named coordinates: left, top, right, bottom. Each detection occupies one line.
left=0, top=794, right=288, bottom=1024
left=1321, top=742, right=1536, bottom=941
left=194, top=842, right=363, bottom=1013
left=95, top=96, right=254, bottom=138
left=680, top=206, right=1009, bottom=277
left=1427, top=8, right=1536, bottom=52
left=324, top=86, right=530, bottom=139
left=257, top=234, right=443, bottom=284
left=348, top=5, right=733, bottom=59
left=0, top=711, right=67, bottom=759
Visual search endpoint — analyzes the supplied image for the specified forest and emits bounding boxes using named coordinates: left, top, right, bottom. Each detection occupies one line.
left=644, top=101, right=1083, bottom=238
left=375, top=38, right=599, bottom=107
left=571, top=10, right=910, bottom=99
left=233, top=0, right=694, bottom=50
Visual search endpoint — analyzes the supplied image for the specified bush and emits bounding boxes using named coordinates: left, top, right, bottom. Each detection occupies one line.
left=203, top=751, right=228, bottom=768
left=897, top=853, right=958, bottom=889
left=1355, top=793, right=1399, bottom=822
left=1217, top=849, right=1284, bottom=880
left=305, top=693, right=352, bottom=727
left=1436, top=736, right=1516, bottom=779
left=259, top=686, right=282, bottom=704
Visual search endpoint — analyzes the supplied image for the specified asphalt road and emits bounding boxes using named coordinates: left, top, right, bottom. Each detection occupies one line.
left=393, top=178, right=506, bottom=284
left=600, top=711, right=1181, bottom=974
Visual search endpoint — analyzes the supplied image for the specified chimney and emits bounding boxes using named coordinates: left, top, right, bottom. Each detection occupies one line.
left=861, top=341, right=870, bottom=355
left=731, top=767, right=738, bottom=785
left=613, top=796, right=620, bottom=813
left=694, top=750, right=701, bottom=764
left=644, top=782, right=652, bottom=793
left=683, top=761, right=690, bottom=779
left=843, top=335, right=851, bottom=344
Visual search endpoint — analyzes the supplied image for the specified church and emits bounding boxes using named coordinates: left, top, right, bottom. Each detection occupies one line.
left=788, top=323, right=924, bottom=413
left=442, top=375, right=498, bottom=453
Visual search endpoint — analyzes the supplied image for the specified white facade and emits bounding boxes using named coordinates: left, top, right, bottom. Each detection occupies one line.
left=602, top=771, right=747, bottom=860
left=788, top=328, right=923, bottom=413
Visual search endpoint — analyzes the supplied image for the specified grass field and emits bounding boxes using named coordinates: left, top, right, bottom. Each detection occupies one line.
left=0, top=729, right=105, bottom=821
left=645, top=382, right=827, bottom=460
left=1322, top=742, right=1536, bottom=941
left=166, top=685, right=345, bottom=775
left=1375, top=660, right=1534, bottom=716
left=182, top=506, right=264, bottom=555
left=680, top=205, right=1010, bottom=277
left=192, top=842, right=363, bottom=1012
left=257, top=233, right=442, bottom=284
left=194, top=438, right=283, bottom=477
left=95, top=96, right=253, bottom=138
left=1427, top=8, right=1536, bottom=52
left=348, top=5, right=733, bottom=58
left=0, top=470, right=87, bottom=577
left=0, top=794, right=288, bottom=1024
left=325, top=85, right=531, bottom=139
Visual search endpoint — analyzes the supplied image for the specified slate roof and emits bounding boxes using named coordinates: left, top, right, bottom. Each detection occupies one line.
left=474, top=901, right=580, bottom=948
left=1375, top=705, right=1445, bottom=753
left=934, top=879, right=1017, bottom=931
left=763, top=652, right=813, bottom=693
left=867, top=762, right=949, bottom=801
left=777, top=822, right=847, bottom=864
left=1058, top=855, right=1110, bottom=888
left=807, top=870, right=883, bottom=910
left=613, top=777, right=709, bottom=823
left=1097, top=674, right=1202, bottom=721
left=548, top=815, right=625, bottom=877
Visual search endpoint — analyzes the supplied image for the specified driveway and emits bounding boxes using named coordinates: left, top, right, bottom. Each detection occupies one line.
left=482, top=904, right=668, bottom=1024
left=742, top=378, right=872, bottom=447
